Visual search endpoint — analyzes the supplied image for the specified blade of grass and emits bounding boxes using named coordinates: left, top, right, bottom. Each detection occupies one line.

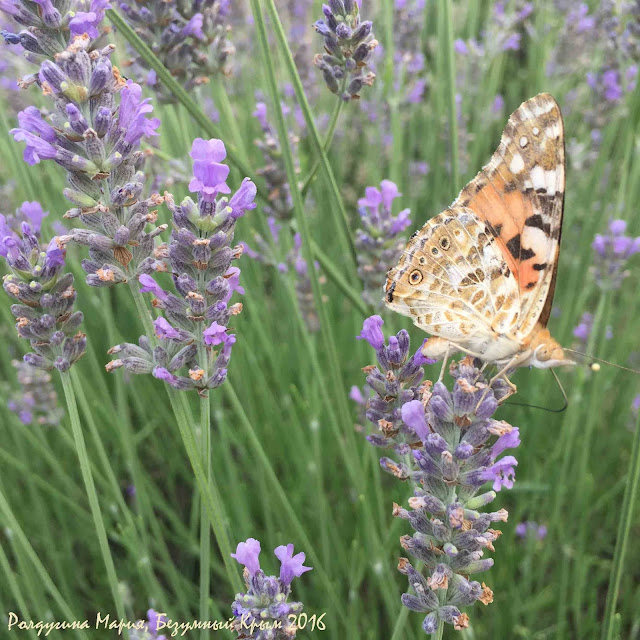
left=261, top=0, right=358, bottom=273
left=59, top=371, right=127, bottom=631
left=601, top=410, right=640, bottom=640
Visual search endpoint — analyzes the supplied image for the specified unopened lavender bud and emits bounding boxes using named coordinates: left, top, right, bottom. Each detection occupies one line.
left=113, top=226, right=130, bottom=246
left=465, top=492, right=497, bottom=510
left=20, top=31, right=44, bottom=54
left=94, top=107, right=112, bottom=137
left=39, top=59, right=66, bottom=91
left=463, top=559, right=494, bottom=574
left=352, top=21, right=373, bottom=43
left=121, top=357, right=154, bottom=374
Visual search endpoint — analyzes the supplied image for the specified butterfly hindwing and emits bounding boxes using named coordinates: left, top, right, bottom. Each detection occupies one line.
left=385, top=207, right=520, bottom=346
left=453, top=93, right=565, bottom=337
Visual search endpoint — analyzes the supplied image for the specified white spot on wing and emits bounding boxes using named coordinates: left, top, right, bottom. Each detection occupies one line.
left=510, top=153, right=525, bottom=173
left=519, top=136, right=528, bottom=147
left=530, top=165, right=545, bottom=190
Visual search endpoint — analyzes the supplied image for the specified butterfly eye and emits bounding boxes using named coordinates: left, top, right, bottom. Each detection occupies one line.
left=409, top=269, right=423, bottom=285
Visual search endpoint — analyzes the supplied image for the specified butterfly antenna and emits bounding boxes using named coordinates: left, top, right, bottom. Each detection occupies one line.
left=503, top=369, right=568, bottom=413
left=564, top=348, right=640, bottom=375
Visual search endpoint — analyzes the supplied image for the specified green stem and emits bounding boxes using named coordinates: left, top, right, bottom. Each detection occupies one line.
left=300, top=86, right=345, bottom=197
left=431, top=621, right=445, bottom=640
left=311, top=239, right=370, bottom=316
left=601, top=410, right=640, bottom=640
left=59, top=371, right=127, bottom=632
left=441, top=0, right=459, bottom=191
left=169, top=388, right=243, bottom=594
left=198, top=346, right=212, bottom=640
left=0, top=487, right=89, bottom=638
left=128, top=281, right=241, bottom=594
left=261, top=0, right=358, bottom=271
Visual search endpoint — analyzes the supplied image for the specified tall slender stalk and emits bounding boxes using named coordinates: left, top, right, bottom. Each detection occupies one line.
left=59, top=372, right=127, bottom=631
left=440, top=0, right=459, bottom=191
left=198, top=347, right=212, bottom=640
left=601, top=410, right=640, bottom=640
left=261, top=0, right=358, bottom=271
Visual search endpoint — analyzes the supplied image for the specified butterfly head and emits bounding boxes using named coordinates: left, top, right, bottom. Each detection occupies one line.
left=528, top=328, right=574, bottom=369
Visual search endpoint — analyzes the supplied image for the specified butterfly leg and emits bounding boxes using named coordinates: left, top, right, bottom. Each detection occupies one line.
left=437, top=343, right=452, bottom=384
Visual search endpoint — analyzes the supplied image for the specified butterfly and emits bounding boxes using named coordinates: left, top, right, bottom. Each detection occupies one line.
left=385, top=93, right=574, bottom=395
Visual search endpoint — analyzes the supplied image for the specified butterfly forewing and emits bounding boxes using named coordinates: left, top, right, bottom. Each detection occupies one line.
left=453, top=93, right=565, bottom=337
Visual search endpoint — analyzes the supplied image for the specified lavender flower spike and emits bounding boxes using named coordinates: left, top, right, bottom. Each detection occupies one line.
left=106, top=138, right=255, bottom=395
left=0, top=0, right=109, bottom=64
left=357, top=316, right=517, bottom=633
left=591, top=219, right=640, bottom=290
left=118, top=0, right=234, bottom=103
left=7, top=359, right=64, bottom=426
left=356, top=180, right=412, bottom=307
left=10, top=38, right=166, bottom=289
left=313, top=0, right=378, bottom=101
left=231, top=538, right=311, bottom=639
left=1, top=203, right=86, bottom=372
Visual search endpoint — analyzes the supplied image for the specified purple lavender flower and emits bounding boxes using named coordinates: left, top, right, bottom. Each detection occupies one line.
left=356, top=180, right=411, bottom=307
left=128, top=609, right=167, bottom=640
left=515, top=521, right=547, bottom=540
left=231, top=538, right=311, bottom=638
left=107, top=138, right=255, bottom=394
left=592, top=219, right=640, bottom=289
left=1, top=205, right=85, bottom=372
left=313, top=0, right=378, bottom=101
left=118, top=1, right=234, bottom=103
left=188, top=137, right=231, bottom=202
left=10, top=39, right=166, bottom=288
left=357, top=317, right=517, bottom=633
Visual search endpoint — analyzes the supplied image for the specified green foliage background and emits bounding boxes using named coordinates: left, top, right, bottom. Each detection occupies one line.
left=1, top=1, right=639, bottom=638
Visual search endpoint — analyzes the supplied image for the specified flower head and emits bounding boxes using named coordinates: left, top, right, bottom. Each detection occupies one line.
left=189, top=138, right=231, bottom=201
left=231, top=538, right=261, bottom=575
left=275, top=544, right=312, bottom=586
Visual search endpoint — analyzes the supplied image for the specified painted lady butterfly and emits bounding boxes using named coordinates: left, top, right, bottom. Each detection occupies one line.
left=385, top=93, right=574, bottom=393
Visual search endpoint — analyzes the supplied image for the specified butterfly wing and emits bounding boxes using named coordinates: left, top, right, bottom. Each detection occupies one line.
left=453, top=92, right=565, bottom=337
left=385, top=206, right=521, bottom=356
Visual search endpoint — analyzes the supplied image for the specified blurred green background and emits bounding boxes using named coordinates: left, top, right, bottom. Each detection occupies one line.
left=1, top=1, right=639, bottom=638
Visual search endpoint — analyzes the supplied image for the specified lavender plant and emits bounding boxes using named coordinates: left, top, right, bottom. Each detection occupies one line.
left=515, top=521, right=547, bottom=540
left=106, top=137, right=256, bottom=394
left=0, top=0, right=109, bottom=62
left=252, top=101, right=298, bottom=222
left=313, top=0, right=378, bottom=101
left=357, top=315, right=519, bottom=634
left=243, top=223, right=322, bottom=333
left=592, top=219, right=640, bottom=290
left=119, top=0, right=235, bottom=102
left=356, top=180, right=411, bottom=308
left=7, top=358, right=64, bottom=425
left=230, top=538, right=312, bottom=639
left=10, top=37, right=167, bottom=288
left=1, top=200, right=85, bottom=372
